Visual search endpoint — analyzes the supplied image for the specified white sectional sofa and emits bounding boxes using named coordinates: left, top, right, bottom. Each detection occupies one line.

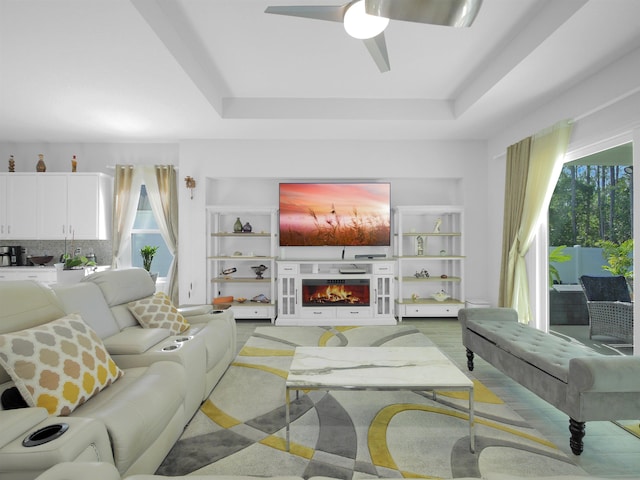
left=53, top=268, right=237, bottom=417
left=0, top=269, right=236, bottom=480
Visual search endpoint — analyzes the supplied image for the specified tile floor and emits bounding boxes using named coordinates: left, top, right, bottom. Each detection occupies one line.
left=234, top=318, right=640, bottom=478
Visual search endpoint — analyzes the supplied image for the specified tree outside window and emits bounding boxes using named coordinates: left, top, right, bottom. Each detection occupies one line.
left=548, top=142, right=633, bottom=284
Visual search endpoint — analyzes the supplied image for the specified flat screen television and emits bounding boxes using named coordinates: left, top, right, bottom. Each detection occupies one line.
left=279, top=182, right=391, bottom=247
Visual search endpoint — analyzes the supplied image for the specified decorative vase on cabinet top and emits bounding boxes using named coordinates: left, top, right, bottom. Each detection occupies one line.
left=36, top=154, right=46, bottom=172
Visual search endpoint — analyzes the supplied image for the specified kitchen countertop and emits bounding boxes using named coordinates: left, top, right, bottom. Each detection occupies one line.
left=0, top=265, right=111, bottom=271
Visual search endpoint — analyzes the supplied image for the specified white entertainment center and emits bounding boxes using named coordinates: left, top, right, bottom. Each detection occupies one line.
left=276, top=259, right=394, bottom=326
left=205, top=202, right=465, bottom=325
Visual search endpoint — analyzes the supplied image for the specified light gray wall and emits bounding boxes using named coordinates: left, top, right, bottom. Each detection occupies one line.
left=178, top=139, right=489, bottom=305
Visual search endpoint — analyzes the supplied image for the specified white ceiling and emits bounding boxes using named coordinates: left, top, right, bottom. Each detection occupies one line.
left=2, top=0, right=640, bottom=143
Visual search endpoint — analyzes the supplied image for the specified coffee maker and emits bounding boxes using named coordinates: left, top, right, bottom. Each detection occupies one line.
left=9, top=246, right=24, bottom=266
left=0, top=246, right=24, bottom=266
left=0, top=246, right=10, bottom=267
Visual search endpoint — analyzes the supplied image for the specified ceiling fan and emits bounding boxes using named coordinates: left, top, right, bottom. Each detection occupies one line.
left=265, top=0, right=483, bottom=72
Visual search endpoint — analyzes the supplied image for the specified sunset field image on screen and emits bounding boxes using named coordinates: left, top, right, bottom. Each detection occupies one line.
left=279, top=183, right=391, bottom=247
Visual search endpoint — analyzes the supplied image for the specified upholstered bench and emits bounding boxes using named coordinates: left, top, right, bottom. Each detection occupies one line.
left=459, top=307, right=640, bottom=456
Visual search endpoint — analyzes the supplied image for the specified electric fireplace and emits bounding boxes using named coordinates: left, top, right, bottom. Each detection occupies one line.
left=302, top=278, right=371, bottom=307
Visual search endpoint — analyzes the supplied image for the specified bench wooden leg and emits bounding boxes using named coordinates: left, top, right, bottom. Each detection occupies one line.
left=569, top=418, right=585, bottom=455
left=466, top=348, right=475, bottom=371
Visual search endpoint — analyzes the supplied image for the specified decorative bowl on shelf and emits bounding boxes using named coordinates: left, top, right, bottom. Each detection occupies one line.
left=432, top=290, right=450, bottom=302
left=236, top=297, right=247, bottom=303
left=29, top=255, right=54, bottom=266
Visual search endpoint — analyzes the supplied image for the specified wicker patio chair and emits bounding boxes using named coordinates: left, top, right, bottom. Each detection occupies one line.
left=579, top=275, right=633, bottom=344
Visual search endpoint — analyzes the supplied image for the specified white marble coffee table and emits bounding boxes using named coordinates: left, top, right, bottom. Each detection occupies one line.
left=285, top=346, right=474, bottom=452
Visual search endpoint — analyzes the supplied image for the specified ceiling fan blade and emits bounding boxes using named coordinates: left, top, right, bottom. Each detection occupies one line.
left=362, top=32, right=390, bottom=73
left=365, top=0, right=483, bottom=27
left=264, top=5, right=348, bottom=23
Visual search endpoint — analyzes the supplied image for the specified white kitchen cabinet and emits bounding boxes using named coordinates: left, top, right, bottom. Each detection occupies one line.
left=37, top=173, right=112, bottom=240
left=0, top=267, right=57, bottom=285
left=0, top=174, right=38, bottom=239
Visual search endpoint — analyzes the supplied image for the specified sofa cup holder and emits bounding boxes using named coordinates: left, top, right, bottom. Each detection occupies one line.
left=174, top=336, right=193, bottom=343
left=23, top=423, right=69, bottom=447
left=162, top=344, right=180, bottom=352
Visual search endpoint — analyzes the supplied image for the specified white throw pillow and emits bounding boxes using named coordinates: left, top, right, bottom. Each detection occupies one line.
left=128, top=292, right=190, bottom=335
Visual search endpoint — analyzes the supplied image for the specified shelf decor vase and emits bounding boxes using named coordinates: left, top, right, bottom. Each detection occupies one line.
left=233, top=217, right=243, bottom=232
left=36, top=154, right=46, bottom=172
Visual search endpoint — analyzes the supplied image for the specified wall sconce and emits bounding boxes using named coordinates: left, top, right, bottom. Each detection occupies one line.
left=184, top=176, right=196, bottom=199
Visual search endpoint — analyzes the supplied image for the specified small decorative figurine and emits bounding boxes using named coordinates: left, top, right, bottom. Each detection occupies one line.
left=432, top=289, right=450, bottom=302
left=221, top=267, right=237, bottom=278
left=8, top=155, right=15, bottom=172
left=36, top=154, right=46, bottom=172
left=433, top=217, right=442, bottom=233
left=411, top=293, right=420, bottom=302
left=242, top=222, right=252, bottom=233
left=71, top=155, right=77, bottom=172
left=251, top=264, right=268, bottom=279
left=414, top=268, right=430, bottom=278
left=416, top=235, right=424, bottom=255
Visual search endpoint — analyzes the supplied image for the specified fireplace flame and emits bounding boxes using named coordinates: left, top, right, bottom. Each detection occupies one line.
left=308, top=284, right=361, bottom=304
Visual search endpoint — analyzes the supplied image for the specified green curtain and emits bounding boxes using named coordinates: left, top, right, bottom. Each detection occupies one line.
left=500, top=120, right=573, bottom=322
left=499, top=137, right=531, bottom=308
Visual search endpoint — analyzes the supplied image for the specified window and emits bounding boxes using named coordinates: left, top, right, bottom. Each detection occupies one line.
left=549, top=143, right=633, bottom=285
left=130, top=184, right=173, bottom=276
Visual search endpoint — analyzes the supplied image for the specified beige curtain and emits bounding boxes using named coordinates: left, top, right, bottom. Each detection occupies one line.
left=498, top=137, right=532, bottom=308
left=111, top=165, right=142, bottom=268
left=143, top=165, right=179, bottom=304
left=500, top=120, right=573, bottom=322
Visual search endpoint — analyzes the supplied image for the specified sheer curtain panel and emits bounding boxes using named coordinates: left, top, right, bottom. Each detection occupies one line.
left=112, top=165, right=142, bottom=269
left=500, top=120, right=573, bottom=322
left=142, top=165, right=179, bottom=304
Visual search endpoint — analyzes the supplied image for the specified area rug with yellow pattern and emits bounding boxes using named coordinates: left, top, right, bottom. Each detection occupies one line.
left=157, top=325, right=586, bottom=479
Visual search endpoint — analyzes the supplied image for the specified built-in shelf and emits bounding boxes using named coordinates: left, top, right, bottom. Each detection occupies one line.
left=393, top=206, right=465, bottom=320
left=206, top=207, right=278, bottom=321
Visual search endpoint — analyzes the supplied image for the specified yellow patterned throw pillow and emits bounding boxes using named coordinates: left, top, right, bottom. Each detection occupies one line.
left=0, top=314, right=124, bottom=416
left=128, top=292, right=190, bottom=335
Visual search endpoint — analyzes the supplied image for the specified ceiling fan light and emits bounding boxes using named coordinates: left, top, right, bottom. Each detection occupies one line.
left=344, top=0, right=389, bottom=39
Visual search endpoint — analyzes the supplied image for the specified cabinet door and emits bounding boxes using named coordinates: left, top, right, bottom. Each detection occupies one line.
left=68, top=175, right=101, bottom=239
left=37, top=175, right=68, bottom=239
left=279, top=276, right=297, bottom=316
left=375, top=276, right=393, bottom=316
left=6, top=175, right=38, bottom=239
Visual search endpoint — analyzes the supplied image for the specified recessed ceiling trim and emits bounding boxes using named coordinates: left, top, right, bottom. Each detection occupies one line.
left=131, top=0, right=231, bottom=116
left=222, top=98, right=453, bottom=120
left=452, top=0, right=588, bottom=118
